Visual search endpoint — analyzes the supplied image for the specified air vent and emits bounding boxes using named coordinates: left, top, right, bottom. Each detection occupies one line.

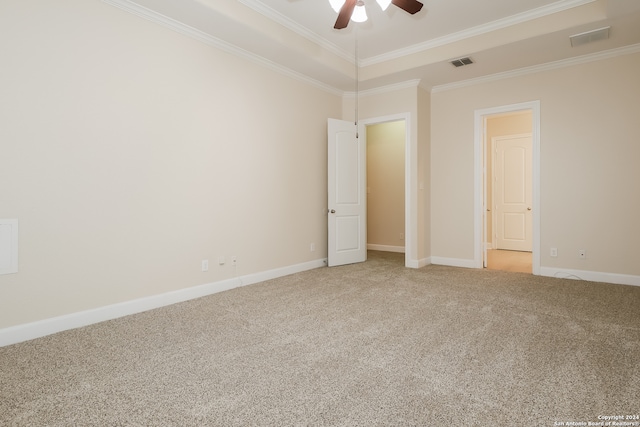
left=450, top=57, right=474, bottom=67
left=570, top=26, right=610, bottom=47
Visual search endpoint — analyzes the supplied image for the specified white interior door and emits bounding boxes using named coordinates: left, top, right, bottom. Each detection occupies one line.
left=494, top=134, right=532, bottom=251
left=327, top=118, right=366, bottom=267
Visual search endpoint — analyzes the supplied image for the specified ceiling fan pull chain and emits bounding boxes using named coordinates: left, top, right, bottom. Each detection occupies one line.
left=355, top=23, right=359, bottom=138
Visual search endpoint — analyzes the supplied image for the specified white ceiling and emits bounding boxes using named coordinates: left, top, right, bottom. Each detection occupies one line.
left=112, top=0, right=640, bottom=93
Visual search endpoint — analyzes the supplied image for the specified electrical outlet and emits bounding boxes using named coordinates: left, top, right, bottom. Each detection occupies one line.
left=399, top=233, right=404, bottom=240
left=578, top=249, right=586, bottom=259
left=201, top=260, right=209, bottom=272
left=550, top=248, right=557, bottom=257
left=218, top=256, right=225, bottom=265
left=310, top=243, right=316, bottom=252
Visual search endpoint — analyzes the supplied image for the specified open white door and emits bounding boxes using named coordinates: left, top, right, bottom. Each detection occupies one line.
left=327, top=118, right=366, bottom=267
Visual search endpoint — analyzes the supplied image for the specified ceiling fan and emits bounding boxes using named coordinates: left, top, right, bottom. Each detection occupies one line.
left=330, top=0, right=423, bottom=29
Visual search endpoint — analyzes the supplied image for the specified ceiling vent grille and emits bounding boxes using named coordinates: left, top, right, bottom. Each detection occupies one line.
left=570, top=26, right=610, bottom=47
left=450, top=57, right=474, bottom=67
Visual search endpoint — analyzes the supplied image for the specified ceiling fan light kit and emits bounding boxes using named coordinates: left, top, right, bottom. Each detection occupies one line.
left=376, top=0, right=392, bottom=11
left=330, top=0, right=422, bottom=28
left=352, top=3, right=368, bottom=23
left=328, top=0, right=345, bottom=13
left=329, top=0, right=391, bottom=14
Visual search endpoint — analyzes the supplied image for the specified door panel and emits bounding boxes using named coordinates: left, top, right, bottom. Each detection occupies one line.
left=503, top=213, right=526, bottom=240
left=328, top=119, right=366, bottom=267
left=336, top=133, right=359, bottom=204
left=336, top=216, right=361, bottom=251
left=494, top=134, right=532, bottom=252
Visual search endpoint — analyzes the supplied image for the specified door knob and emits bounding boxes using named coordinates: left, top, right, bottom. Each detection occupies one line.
left=527, top=207, right=532, bottom=211
left=330, top=209, right=336, bottom=213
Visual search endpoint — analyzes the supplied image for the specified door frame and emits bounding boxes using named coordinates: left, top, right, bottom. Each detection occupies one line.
left=474, top=101, right=540, bottom=274
left=360, top=113, right=413, bottom=268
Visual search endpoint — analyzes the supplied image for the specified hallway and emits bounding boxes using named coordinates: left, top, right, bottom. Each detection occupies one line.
left=487, top=249, right=532, bottom=273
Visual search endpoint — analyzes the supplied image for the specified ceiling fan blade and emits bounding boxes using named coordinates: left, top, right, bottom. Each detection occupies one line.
left=334, top=0, right=357, bottom=29
left=391, top=0, right=423, bottom=14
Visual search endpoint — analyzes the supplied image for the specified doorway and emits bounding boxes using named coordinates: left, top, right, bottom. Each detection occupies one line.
left=474, top=101, right=540, bottom=275
left=365, top=120, right=406, bottom=256
left=486, top=114, right=532, bottom=273
left=327, top=114, right=412, bottom=267
left=361, top=114, right=410, bottom=267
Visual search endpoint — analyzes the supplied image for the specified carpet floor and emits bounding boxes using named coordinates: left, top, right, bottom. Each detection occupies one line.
left=1, top=251, right=639, bottom=426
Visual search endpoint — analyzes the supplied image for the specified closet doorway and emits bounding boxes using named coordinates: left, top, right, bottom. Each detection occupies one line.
left=366, top=120, right=406, bottom=257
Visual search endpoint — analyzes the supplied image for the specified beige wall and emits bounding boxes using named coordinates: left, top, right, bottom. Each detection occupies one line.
left=417, top=86, right=431, bottom=262
left=0, top=0, right=341, bottom=329
left=485, top=112, right=533, bottom=246
left=366, top=121, right=405, bottom=248
left=431, top=52, right=640, bottom=276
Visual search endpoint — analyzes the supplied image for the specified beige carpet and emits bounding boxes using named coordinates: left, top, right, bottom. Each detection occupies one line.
left=1, top=251, right=639, bottom=426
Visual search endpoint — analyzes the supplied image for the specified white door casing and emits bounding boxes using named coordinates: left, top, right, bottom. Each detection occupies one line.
left=361, top=113, right=414, bottom=268
left=493, top=134, right=533, bottom=252
left=327, top=118, right=367, bottom=267
left=475, top=100, right=540, bottom=275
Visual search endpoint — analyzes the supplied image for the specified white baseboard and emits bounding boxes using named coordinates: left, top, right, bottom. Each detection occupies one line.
left=6, top=257, right=635, bottom=347
left=431, top=256, right=640, bottom=287
left=0, top=258, right=327, bottom=347
left=539, top=267, right=640, bottom=287
left=430, top=256, right=479, bottom=269
left=406, top=256, right=431, bottom=269
left=366, top=245, right=430, bottom=269
left=367, top=244, right=405, bottom=253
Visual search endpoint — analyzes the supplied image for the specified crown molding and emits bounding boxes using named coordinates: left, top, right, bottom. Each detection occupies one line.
left=238, top=0, right=354, bottom=63
left=101, top=0, right=343, bottom=95
left=343, top=79, right=421, bottom=98
left=431, top=43, right=640, bottom=93
left=361, top=0, right=597, bottom=67
left=100, top=0, right=632, bottom=99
